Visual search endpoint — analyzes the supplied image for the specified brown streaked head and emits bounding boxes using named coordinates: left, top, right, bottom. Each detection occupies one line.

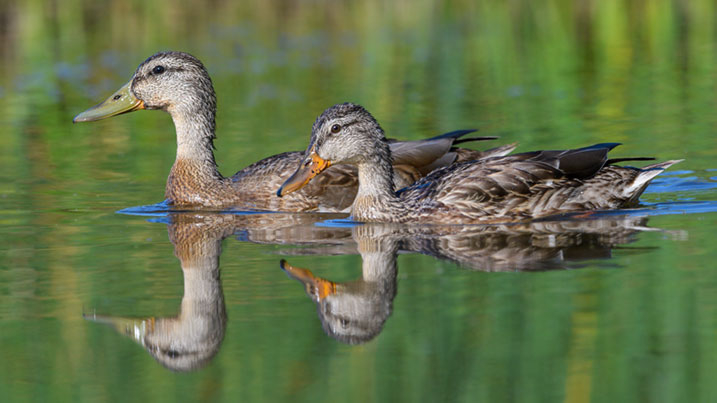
left=277, top=102, right=389, bottom=197
left=73, top=51, right=216, bottom=124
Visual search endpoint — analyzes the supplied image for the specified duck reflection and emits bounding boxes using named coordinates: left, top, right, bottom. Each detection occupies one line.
left=400, top=215, right=658, bottom=271
left=281, top=215, right=662, bottom=344
left=281, top=225, right=399, bottom=345
left=84, top=212, right=351, bottom=371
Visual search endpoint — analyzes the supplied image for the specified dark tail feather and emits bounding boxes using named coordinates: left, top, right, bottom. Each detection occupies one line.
left=419, top=129, right=501, bottom=145
left=552, top=143, right=624, bottom=178
left=428, top=129, right=479, bottom=141
left=579, top=142, right=622, bottom=151
left=428, top=129, right=502, bottom=147
left=553, top=145, right=617, bottom=178
left=387, top=129, right=481, bottom=144
left=516, top=143, right=623, bottom=179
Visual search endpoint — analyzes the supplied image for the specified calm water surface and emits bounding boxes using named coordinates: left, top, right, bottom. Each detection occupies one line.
left=2, top=1, right=717, bottom=402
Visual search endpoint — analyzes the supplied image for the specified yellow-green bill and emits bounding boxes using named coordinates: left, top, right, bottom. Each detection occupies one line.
left=73, top=81, right=144, bottom=123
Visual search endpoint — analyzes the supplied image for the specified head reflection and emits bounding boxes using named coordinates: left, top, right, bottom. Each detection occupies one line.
left=281, top=225, right=406, bottom=344
left=281, top=255, right=396, bottom=345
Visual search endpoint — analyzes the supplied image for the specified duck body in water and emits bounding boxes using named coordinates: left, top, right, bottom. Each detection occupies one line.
left=73, top=51, right=514, bottom=212
left=278, top=103, right=682, bottom=223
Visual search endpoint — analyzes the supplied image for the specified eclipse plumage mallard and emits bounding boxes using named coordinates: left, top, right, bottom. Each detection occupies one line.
left=278, top=103, right=682, bottom=223
left=73, top=51, right=514, bottom=211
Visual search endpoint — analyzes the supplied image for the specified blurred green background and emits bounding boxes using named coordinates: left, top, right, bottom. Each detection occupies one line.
left=1, top=1, right=717, bottom=402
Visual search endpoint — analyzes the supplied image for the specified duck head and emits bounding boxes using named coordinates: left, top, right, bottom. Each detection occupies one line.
left=73, top=51, right=216, bottom=124
left=277, top=102, right=390, bottom=196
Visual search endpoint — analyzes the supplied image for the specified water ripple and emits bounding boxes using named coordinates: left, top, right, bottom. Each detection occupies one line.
left=646, top=172, right=717, bottom=194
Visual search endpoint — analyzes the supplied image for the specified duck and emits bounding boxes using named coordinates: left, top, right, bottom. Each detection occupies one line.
left=277, top=102, right=682, bottom=223
left=73, top=51, right=515, bottom=212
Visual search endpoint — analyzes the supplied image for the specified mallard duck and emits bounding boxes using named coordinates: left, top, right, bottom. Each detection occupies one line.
left=278, top=103, right=682, bottom=223
left=73, top=51, right=514, bottom=211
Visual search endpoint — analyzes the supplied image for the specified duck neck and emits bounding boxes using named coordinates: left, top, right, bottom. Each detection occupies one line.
left=171, top=103, right=220, bottom=173
left=166, top=105, right=227, bottom=204
left=357, top=230, right=399, bottom=283
left=351, top=143, right=402, bottom=221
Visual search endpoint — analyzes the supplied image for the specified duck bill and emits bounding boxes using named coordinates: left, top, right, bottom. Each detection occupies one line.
left=73, top=80, right=145, bottom=123
left=276, top=150, right=331, bottom=197
left=82, top=312, right=155, bottom=346
left=280, top=259, right=336, bottom=301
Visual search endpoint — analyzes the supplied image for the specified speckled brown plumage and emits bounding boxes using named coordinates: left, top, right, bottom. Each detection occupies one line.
left=280, top=103, right=682, bottom=223
left=76, top=51, right=514, bottom=212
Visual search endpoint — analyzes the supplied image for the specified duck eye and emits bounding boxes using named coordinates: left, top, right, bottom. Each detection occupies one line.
left=330, top=124, right=341, bottom=134
left=152, top=65, right=166, bottom=75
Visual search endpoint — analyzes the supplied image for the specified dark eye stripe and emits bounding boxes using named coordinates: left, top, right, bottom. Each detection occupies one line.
left=147, top=66, right=184, bottom=77
left=327, top=119, right=358, bottom=132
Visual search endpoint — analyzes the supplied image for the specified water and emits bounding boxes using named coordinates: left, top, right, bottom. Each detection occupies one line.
left=2, top=1, right=717, bottom=402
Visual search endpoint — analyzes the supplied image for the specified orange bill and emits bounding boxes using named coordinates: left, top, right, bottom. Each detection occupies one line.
left=276, top=150, right=331, bottom=197
left=280, top=259, right=336, bottom=301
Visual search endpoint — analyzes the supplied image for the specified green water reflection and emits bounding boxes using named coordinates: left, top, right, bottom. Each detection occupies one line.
left=2, top=0, right=717, bottom=402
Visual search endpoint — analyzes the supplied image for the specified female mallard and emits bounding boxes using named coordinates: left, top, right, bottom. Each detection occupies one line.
left=278, top=103, right=682, bottom=223
left=73, top=51, right=513, bottom=212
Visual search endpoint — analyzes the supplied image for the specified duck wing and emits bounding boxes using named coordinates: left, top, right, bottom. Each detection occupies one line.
left=390, top=130, right=484, bottom=174
left=408, top=142, right=614, bottom=201
left=390, top=130, right=514, bottom=188
left=398, top=156, right=562, bottom=207
left=509, top=142, right=621, bottom=178
left=397, top=144, right=680, bottom=221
